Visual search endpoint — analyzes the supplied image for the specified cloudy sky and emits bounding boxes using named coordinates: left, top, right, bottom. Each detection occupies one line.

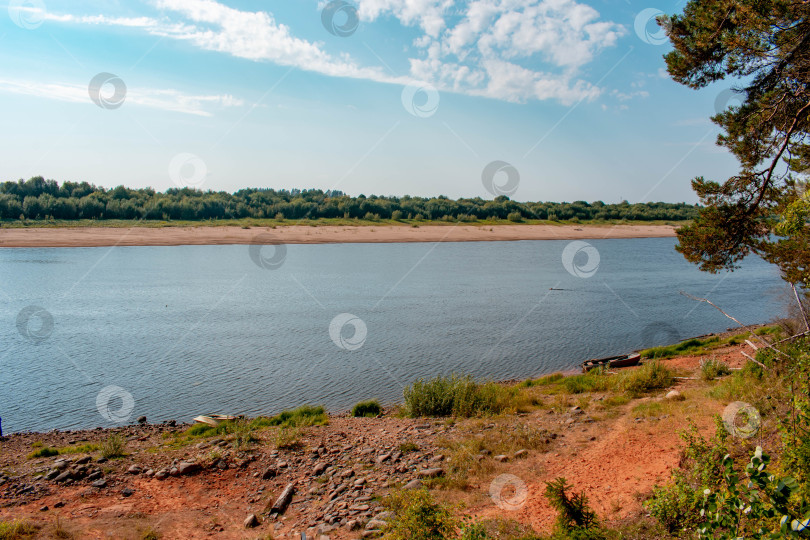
left=0, top=0, right=742, bottom=202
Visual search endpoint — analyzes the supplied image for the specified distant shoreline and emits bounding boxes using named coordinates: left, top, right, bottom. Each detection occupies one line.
left=0, top=223, right=678, bottom=247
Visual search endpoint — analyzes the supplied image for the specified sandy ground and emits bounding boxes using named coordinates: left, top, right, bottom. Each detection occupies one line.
left=0, top=224, right=677, bottom=248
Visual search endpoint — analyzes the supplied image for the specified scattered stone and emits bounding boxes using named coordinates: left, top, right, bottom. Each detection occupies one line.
left=121, top=487, right=135, bottom=497
left=494, top=455, right=509, bottom=462
left=665, top=390, right=683, bottom=400
left=53, top=471, right=72, bottom=483
left=244, top=514, right=260, bottom=528
left=404, top=479, right=422, bottom=490
left=154, top=470, right=168, bottom=480
left=75, top=456, right=92, bottom=465
left=417, top=468, right=444, bottom=478
left=262, top=467, right=277, bottom=480
left=39, top=505, right=48, bottom=512
left=127, top=465, right=142, bottom=475
left=91, top=479, right=107, bottom=488
left=313, top=462, right=328, bottom=476
left=514, top=449, right=528, bottom=459
left=177, top=462, right=200, bottom=476
left=137, top=416, right=147, bottom=424
left=53, top=501, right=65, bottom=508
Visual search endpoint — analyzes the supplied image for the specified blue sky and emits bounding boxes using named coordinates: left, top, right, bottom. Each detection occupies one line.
left=0, top=0, right=743, bottom=203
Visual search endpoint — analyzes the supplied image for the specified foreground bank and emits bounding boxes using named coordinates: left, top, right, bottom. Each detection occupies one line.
left=0, top=326, right=805, bottom=539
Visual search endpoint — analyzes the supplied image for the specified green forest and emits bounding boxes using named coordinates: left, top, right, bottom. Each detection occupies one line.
left=0, top=176, right=699, bottom=223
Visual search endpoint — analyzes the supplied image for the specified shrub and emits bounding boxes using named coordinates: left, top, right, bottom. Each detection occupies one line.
left=100, top=433, right=126, bottom=459
left=28, top=446, right=59, bottom=459
left=544, top=477, right=604, bottom=538
left=507, top=211, right=523, bottom=222
left=0, top=519, right=37, bottom=539
left=617, top=361, right=673, bottom=397
left=267, top=405, right=328, bottom=427
left=391, top=210, right=404, bottom=220
left=403, top=374, right=513, bottom=417
left=700, top=358, right=731, bottom=381
left=383, top=489, right=457, bottom=540
left=352, top=399, right=382, bottom=417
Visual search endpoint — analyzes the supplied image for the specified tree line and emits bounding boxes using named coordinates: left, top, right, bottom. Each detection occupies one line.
left=0, top=177, right=700, bottom=222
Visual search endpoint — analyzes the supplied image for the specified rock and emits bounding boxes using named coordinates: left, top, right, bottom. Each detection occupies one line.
left=53, top=501, right=65, bottom=508
left=345, top=520, right=360, bottom=531
left=39, top=505, right=48, bottom=512
left=479, top=449, right=491, bottom=455
left=52, top=459, right=69, bottom=471
left=96, top=457, right=108, bottom=464
left=127, top=465, right=142, bottom=475
left=121, top=487, right=134, bottom=497
left=53, top=471, right=72, bottom=483
left=137, top=416, right=147, bottom=424
left=262, top=467, right=277, bottom=480
left=494, top=455, right=509, bottom=462
left=362, top=530, right=382, bottom=538
left=366, top=519, right=387, bottom=530
left=418, top=468, right=444, bottom=478
left=244, top=514, right=260, bottom=528
left=570, top=406, right=583, bottom=414
left=404, top=479, right=422, bottom=490
left=91, top=479, right=107, bottom=488
left=514, top=449, right=528, bottom=459
left=45, top=469, right=61, bottom=481
left=665, top=390, right=683, bottom=400
left=376, top=453, right=391, bottom=464
left=176, top=462, right=200, bottom=476
left=75, top=456, right=92, bottom=465
left=313, top=462, right=328, bottom=476
left=86, top=471, right=103, bottom=481
left=154, top=469, right=168, bottom=480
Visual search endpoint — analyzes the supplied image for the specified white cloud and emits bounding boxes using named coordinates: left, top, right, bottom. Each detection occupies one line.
left=42, top=0, right=625, bottom=105
left=0, top=78, right=243, bottom=116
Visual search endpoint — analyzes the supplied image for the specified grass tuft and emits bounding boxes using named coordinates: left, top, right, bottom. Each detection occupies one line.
left=0, top=519, right=38, bottom=540
left=404, top=374, right=515, bottom=417
left=352, top=399, right=382, bottom=417
left=100, top=433, right=126, bottom=459
left=27, top=446, right=59, bottom=459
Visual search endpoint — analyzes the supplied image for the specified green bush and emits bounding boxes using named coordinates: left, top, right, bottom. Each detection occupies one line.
left=507, top=211, right=523, bottom=222
left=267, top=405, right=328, bottom=427
left=544, top=477, right=605, bottom=539
left=352, top=399, right=382, bottom=417
left=100, top=433, right=126, bottom=459
left=700, top=358, right=731, bottom=381
left=383, top=489, right=457, bottom=540
left=646, top=419, right=729, bottom=534
left=27, top=446, right=59, bottom=459
left=391, top=210, right=404, bottom=220
left=403, top=374, right=513, bottom=417
left=617, top=360, right=673, bottom=397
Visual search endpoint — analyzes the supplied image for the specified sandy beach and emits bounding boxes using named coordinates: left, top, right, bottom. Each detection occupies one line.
left=0, top=223, right=677, bottom=248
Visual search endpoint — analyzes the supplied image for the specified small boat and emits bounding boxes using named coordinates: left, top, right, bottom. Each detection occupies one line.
left=193, top=414, right=238, bottom=426
left=581, top=353, right=641, bottom=372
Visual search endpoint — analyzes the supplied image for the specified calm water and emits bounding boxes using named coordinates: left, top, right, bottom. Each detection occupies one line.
left=0, top=238, right=788, bottom=433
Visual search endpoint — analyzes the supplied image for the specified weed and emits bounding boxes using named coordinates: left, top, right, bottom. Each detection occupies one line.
left=100, top=433, right=126, bottom=459
left=0, top=519, right=37, bottom=539
left=699, top=358, right=731, bottom=381
left=383, top=489, right=457, bottom=540
left=27, top=446, right=59, bottom=459
left=352, top=399, right=382, bottom=417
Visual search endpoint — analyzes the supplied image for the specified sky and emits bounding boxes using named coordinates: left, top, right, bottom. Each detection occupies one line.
left=0, top=0, right=746, bottom=203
